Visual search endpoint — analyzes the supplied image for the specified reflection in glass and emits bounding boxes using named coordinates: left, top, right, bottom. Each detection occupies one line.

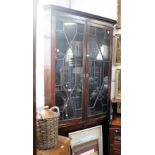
left=55, top=18, right=84, bottom=120
left=88, top=26, right=110, bottom=116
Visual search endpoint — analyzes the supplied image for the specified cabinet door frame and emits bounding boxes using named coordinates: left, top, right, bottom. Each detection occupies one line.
left=45, top=11, right=88, bottom=122
left=86, top=21, right=113, bottom=119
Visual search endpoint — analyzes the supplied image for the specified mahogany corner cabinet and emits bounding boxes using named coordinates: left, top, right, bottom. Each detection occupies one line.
left=40, top=5, right=116, bottom=135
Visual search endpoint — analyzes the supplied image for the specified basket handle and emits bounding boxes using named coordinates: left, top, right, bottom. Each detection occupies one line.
left=50, top=106, right=60, bottom=116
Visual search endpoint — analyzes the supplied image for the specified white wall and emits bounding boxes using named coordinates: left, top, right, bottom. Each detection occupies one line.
left=71, top=0, right=117, bottom=20
left=40, top=0, right=117, bottom=20
left=41, top=0, right=70, bottom=7
left=36, top=4, right=46, bottom=108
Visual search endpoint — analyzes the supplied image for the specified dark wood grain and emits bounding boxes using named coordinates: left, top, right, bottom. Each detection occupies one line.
left=109, top=128, right=121, bottom=155
left=84, top=22, right=89, bottom=120
left=82, top=22, right=88, bottom=121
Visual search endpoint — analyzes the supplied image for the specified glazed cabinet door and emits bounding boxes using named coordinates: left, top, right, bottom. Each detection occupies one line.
left=43, top=7, right=113, bottom=122
left=54, top=17, right=85, bottom=121
left=87, top=24, right=111, bottom=117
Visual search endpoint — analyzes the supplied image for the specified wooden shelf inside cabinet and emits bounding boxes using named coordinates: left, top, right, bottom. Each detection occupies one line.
left=112, top=117, right=121, bottom=126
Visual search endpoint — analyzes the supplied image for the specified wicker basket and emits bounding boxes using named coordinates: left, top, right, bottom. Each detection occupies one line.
left=36, top=106, right=59, bottom=150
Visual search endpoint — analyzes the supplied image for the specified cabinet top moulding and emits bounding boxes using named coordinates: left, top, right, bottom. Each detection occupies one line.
left=44, top=4, right=116, bottom=26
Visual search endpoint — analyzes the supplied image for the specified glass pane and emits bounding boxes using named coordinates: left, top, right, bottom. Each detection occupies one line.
left=55, top=18, right=84, bottom=120
left=88, top=26, right=110, bottom=116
